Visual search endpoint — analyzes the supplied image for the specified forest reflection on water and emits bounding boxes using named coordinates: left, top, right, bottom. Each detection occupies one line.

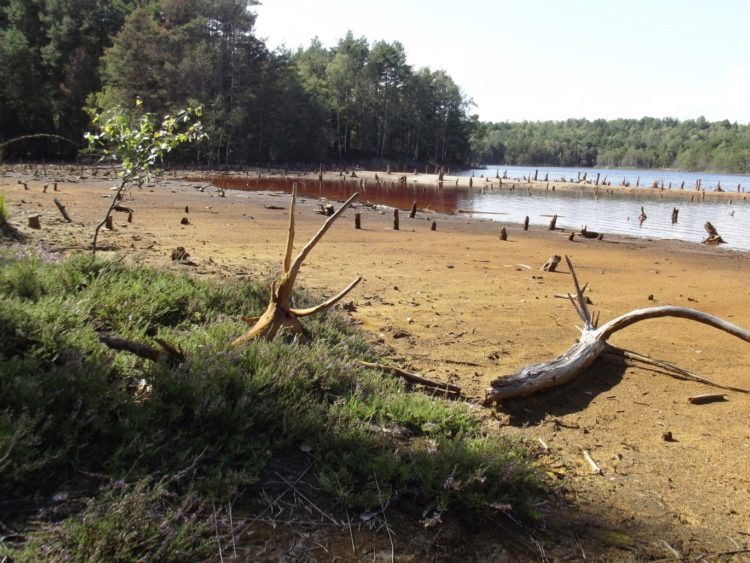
left=203, top=174, right=750, bottom=251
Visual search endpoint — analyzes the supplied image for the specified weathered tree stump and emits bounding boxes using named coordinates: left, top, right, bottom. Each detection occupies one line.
left=540, top=255, right=561, bottom=272
left=28, top=215, right=41, bottom=229
left=524, top=216, right=529, bottom=231
left=180, top=217, right=190, bottom=225
left=105, top=215, right=114, bottom=230
left=393, top=208, right=399, bottom=230
left=548, top=214, right=557, bottom=230
left=354, top=212, right=361, bottom=229
left=231, top=185, right=361, bottom=344
left=171, top=247, right=190, bottom=261
left=127, top=211, right=133, bottom=223
left=53, top=197, right=72, bottom=222
left=431, top=220, right=436, bottom=231
left=702, top=222, right=725, bottom=245
left=499, top=227, right=507, bottom=241
left=409, top=201, right=417, bottom=218
left=671, top=207, right=679, bottom=224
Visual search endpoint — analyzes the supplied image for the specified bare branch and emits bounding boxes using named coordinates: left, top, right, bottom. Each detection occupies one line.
left=564, top=255, right=592, bottom=327
left=291, top=276, right=362, bottom=317
left=286, top=192, right=359, bottom=286
left=283, top=183, right=297, bottom=273
left=598, top=306, right=750, bottom=342
left=358, top=360, right=462, bottom=394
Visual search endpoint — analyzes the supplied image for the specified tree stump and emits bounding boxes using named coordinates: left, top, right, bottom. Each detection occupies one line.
left=524, top=216, right=529, bottom=231
left=393, top=208, right=399, bottom=230
left=702, top=222, right=725, bottom=245
left=53, top=197, right=72, bottom=222
left=671, top=208, right=679, bottom=224
left=499, top=227, right=507, bottom=241
left=431, top=221, right=436, bottom=231
left=105, top=215, right=114, bottom=230
left=28, top=215, right=41, bottom=229
left=355, top=212, right=361, bottom=230
left=540, top=255, right=561, bottom=272
left=232, top=184, right=361, bottom=344
left=548, top=214, right=557, bottom=230
left=409, top=201, right=417, bottom=219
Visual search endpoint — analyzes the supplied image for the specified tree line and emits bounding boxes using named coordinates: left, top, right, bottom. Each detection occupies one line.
left=0, top=0, right=472, bottom=167
left=2, top=0, right=748, bottom=172
left=471, top=117, right=750, bottom=173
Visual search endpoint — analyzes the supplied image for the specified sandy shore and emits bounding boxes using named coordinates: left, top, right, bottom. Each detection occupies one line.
left=2, top=166, right=750, bottom=558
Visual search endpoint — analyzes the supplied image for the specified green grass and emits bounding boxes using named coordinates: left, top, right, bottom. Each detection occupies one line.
left=0, top=249, right=552, bottom=560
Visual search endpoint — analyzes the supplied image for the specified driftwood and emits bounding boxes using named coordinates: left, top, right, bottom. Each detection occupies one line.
left=231, top=184, right=361, bottom=344
left=485, top=256, right=750, bottom=403
left=688, top=393, right=727, bottom=404
left=99, top=334, right=185, bottom=366
left=702, top=221, right=725, bottom=245
left=540, top=255, right=561, bottom=272
left=357, top=360, right=461, bottom=394
left=53, top=197, right=72, bottom=222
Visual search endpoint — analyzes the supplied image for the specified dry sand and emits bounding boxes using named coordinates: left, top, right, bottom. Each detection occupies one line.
left=2, top=166, right=750, bottom=559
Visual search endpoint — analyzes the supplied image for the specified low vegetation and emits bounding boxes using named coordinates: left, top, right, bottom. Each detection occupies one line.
left=0, top=250, right=551, bottom=560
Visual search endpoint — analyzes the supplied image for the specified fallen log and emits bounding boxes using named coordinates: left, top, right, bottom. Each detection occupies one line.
left=484, top=256, right=750, bottom=403
left=99, top=334, right=184, bottom=366
left=357, top=360, right=461, bottom=394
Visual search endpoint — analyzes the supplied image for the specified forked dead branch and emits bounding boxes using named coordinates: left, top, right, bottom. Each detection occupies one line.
left=231, top=184, right=362, bottom=344
left=485, top=256, right=750, bottom=404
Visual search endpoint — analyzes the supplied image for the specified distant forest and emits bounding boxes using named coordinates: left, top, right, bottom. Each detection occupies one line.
left=471, top=118, right=750, bottom=173
left=2, top=0, right=749, bottom=173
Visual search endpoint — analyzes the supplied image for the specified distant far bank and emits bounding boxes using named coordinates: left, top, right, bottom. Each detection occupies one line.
left=471, top=117, right=750, bottom=175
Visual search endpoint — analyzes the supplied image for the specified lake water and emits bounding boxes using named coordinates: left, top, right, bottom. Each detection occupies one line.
left=459, top=164, right=750, bottom=192
left=205, top=168, right=750, bottom=251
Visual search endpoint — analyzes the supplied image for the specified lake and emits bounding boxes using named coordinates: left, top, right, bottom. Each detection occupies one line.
left=205, top=166, right=750, bottom=251
left=458, top=164, right=749, bottom=250
left=458, top=164, right=750, bottom=192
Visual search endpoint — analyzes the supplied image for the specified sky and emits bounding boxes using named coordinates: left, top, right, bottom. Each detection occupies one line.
left=253, top=0, right=750, bottom=124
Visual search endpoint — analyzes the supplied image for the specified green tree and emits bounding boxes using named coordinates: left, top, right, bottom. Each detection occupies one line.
left=85, top=99, right=205, bottom=253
